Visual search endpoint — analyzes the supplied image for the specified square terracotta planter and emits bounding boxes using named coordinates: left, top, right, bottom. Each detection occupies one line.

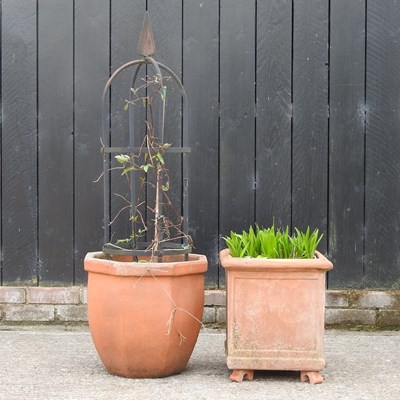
left=220, top=248, right=333, bottom=384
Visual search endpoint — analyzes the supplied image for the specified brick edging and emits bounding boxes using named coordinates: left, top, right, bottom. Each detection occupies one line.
left=0, top=287, right=88, bottom=323
left=1, top=287, right=400, bottom=328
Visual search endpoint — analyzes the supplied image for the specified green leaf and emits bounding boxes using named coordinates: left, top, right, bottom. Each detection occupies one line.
left=156, top=152, right=165, bottom=165
left=115, top=154, right=130, bottom=164
left=161, top=86, right=167, bottom=101
left=223, top=231, right=244, bottom=257
left=116, top=238, right=131, bottom=244
left=141, top=164, right=152, bottom=173
left=122, top=166, right=136, bottom=175
left=224, top=224, right=323, bottom=259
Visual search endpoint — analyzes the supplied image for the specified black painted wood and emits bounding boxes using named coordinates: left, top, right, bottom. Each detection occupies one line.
left=220, top=0, right=256, bottom=284
left=329, top=0, right=365, bottom=288
left=365, top=0, right=400, bottom=288
left=3, top=2, right=400, bottom=289
left=146, top=0, right=183, bottom=247
left=1, top=0, right=38, bottom=284
left=256, top=0, right=292, bottom=229
left=74, top=0, right=110, bottom=283
left=292, top=0, right=329, bottom=251
left=0, top=6, right=1, bottom=285
left=110, top=1, right=145, bottom=246
left=184, top=0, right=219, bottom=287
left=38, top=0, right=74, bottom=284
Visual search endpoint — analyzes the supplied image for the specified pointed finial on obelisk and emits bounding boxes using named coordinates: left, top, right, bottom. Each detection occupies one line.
left=137, top=12, right=156, bottom=57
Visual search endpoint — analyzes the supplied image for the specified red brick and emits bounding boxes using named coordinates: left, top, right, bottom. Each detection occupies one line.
left=325, top=308, right=376, bottom=326
left=326, top=290, right=348, bottom=307
left=202, top=307, right=216, bottom=324
left=216, top=307, right=226, bottom=324
left=204, top=290, right=226, bottom=306
left=377, top=310, right=400, bottom=328
left=56, top=305, right=88, bottom=322
left=354, top=291, right=396, bottom=309
left=0, top=287, right=25, bottom=304
left=80, top=287, right=87, bottom=304
left=3, top=305, right=54, bottom=322
left=27, top=287, right=80, bottom=304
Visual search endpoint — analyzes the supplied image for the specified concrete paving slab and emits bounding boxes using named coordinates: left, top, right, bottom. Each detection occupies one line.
left=1, top=327, right=399, bottom=400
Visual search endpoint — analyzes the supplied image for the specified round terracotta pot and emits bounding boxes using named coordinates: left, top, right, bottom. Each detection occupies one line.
left=84, top=252, right=207, bottom=378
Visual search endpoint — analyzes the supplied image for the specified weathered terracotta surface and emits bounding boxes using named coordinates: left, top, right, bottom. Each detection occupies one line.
left=84, top=252, right=207, bottom=378
left=220, top=249, right=333, bottom=383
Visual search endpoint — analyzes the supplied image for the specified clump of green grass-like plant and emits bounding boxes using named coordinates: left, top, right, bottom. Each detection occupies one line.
left=224, top=225, right=323, bottom=259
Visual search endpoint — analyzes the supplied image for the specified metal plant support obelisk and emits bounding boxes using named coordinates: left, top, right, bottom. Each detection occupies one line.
left=101, top=13, right=191, bottom=260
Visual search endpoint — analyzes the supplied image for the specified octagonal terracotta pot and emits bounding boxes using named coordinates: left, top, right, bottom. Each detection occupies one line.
left=84, top=252, right=207, bottom=378
left=220, top=248, right=333, bottom=384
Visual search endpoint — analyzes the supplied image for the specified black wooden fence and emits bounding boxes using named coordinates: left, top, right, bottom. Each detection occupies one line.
left=1, top=0, right=400, bottom=289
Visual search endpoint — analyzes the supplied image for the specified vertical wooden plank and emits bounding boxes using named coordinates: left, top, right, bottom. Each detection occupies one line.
left=74, top=0, right=110, bottom=283
left=147, top=0, right=182, bottom=147
left=220, top=0, right=256, bottom=284
left=329, top=0, right=365, bottom=288
left=1, top=0, right=37, bottom=284
left=110, top=1, right=145, bottom=244
left=365, top=1, right=400, bottom=288
left=292, top=0, right=329, bottom=248
left=0, top=0, right=1, bottom=284
left=37, top=0, right=74, bottom=284
left=147, top=0, right=183, bottom=243
left=220, top=2, right=256, bottom=232
left=184, top=0, right=219, bottom=286
left=256, top=0, right=292, bottom=228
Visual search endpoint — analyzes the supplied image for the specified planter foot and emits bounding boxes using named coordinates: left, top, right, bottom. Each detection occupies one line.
left=229, top=369, right=254, bottom=382
left=300, top=371, right=324, bottom=384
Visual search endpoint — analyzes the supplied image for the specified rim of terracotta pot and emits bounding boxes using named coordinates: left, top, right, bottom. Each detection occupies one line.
left=220, top=248, right=333, bottom=271
left=84, top=251, right=207, bottom=277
